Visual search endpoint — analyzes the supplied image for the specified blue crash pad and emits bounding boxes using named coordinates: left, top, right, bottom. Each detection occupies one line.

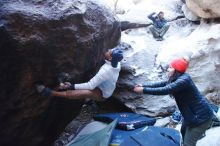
left=94, top=112, right=156, bottom=130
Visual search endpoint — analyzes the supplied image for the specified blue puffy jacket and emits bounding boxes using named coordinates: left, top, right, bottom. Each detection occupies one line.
left=143, top=73, right=213, bottom=127
left=148, top=12, right=167, bottom=29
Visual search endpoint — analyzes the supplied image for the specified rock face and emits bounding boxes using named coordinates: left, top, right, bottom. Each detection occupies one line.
left=0, top=0, right=120, bottom=146
left=189, top=49, right=220, bottom=105
left=186, top=0, right=220, bottom=18
left=113, top=41, right=176, bottom=117
left=182, top=4, right=200, bottom=21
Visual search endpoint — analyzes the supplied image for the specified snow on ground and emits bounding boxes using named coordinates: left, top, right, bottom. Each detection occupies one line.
left=197, top=127, right=220, bottom=146
left=98, top=0, right=188, bottom=78
left=175, top=124, right=220, bottom=146
left=98, top=0, right=181, bottom=23
left=156, top=22, right=220, bottom=66
left=120, top=28, right=162, bottom=76
left=175, top=110, right=220, bottom=146
left=198, top=110, right=220, bottom=146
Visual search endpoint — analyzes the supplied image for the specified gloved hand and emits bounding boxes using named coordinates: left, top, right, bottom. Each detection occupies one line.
left=35, top=84, right=52, bottom=96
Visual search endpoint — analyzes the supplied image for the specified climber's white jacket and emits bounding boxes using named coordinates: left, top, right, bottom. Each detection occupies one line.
left=75, top=60, right=121, bottom=98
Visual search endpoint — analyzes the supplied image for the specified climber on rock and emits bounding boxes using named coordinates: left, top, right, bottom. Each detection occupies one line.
left=36, top=47, right=123, bottom=101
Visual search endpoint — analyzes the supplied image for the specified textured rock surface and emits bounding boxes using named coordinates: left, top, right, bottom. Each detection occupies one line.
left=0, top=0, right=120, bottom=146
left=186, top=0, right=220, bottom=18
left=182, top=4, right=200, bottom=21
left=113, top=41, right=177, bottom=117
left=189, top=49, right=220, bottom=105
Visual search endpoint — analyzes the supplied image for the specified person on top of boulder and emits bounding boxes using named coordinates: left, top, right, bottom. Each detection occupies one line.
left=36, top=47, right=123, bottom=101
left=134, top=57, right=214, bottom=146
left=148, top=11, right=170, bottom=41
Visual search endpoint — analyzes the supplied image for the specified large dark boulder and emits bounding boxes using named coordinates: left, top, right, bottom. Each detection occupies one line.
left=0, top=0, right=121, bottom=146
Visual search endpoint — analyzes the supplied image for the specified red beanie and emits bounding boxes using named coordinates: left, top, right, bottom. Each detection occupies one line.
left=170, top=58, right=189, bottom=73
